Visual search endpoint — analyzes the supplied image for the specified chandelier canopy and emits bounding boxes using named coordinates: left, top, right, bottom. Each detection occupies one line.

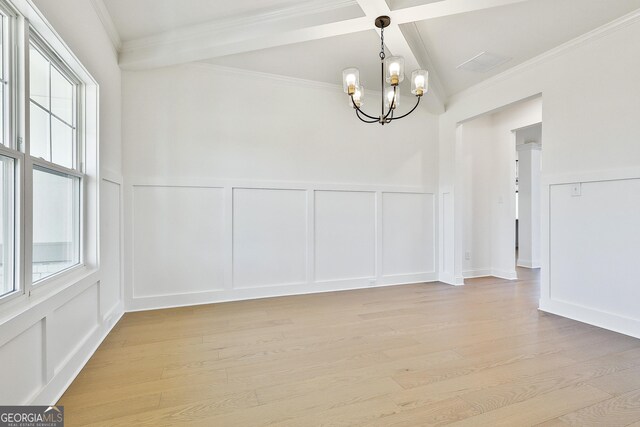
left=342, top=16, right=428, bottom=125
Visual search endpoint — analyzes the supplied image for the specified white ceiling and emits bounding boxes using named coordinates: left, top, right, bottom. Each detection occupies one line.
left=205, top=31, right=405, bottom=94
left=412, top=0, right=640, bottom=95
left=386, top=0, right=444, bottom=11
left=101, top=0, right=640, bottom=99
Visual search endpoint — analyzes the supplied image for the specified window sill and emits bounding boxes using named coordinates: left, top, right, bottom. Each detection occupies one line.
left=0, top=266, right=99, bottom=329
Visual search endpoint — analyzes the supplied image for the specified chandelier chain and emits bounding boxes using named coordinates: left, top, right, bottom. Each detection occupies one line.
left=379, top=26, right=385, bottom=60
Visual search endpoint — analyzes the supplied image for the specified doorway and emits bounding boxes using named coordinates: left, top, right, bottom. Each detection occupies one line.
left=459, top=96, right=542, bottom=282
left=514, top=123, right=542, bottom=269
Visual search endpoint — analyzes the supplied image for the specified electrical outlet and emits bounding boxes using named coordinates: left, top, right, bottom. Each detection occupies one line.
left=571, top=183, right=582, bottom=197
left=465, top=251, right=471, bottom=260
left=369, top=278, right=376, bottom=286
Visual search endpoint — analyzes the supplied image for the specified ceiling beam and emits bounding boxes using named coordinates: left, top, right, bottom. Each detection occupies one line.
left=118, top=0, right=530, bottom=89
left=392, top=0, right=530, bottom=24
left=119, top=16, right=373, bottom=70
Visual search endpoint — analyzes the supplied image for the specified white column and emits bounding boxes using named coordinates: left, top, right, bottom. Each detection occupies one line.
left=516, top=142, right=542, bottom=268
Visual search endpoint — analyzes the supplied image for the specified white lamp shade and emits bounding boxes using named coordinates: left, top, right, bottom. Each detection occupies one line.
left=350, top=85, right=364, bottom=108
left=385, top=87, right=399, bottom=109
left=385, top=56, right=405, bottom=85
left=342, top=68, right=360, bottom=94
left=411, top=70, right=429, bottom=96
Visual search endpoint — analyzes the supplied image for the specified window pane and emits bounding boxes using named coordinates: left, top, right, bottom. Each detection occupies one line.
left=30, top=102, right=50, bottom=160
left=0, top=83, right=4, bottom=147
left=0, top=16, right=4, bottom=146
left=0, top=155, right=14, bottom=298
left=51, top=117, right=73, bottom=168
left=0, top=17, right=4, bottom=81
left=33, top=168, right=80, bottom=282
left=51, top=67, right=73, bottom=125
left=29, top=46, right=49, bottom=109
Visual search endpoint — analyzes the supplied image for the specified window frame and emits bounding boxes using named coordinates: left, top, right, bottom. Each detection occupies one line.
left=0, top=0, right=98, bottom=309
left=28, top=33, right=81, bottom=170
left=27, top=29, right=85, bottom=290
left=0, top=1, right=21, bottom=305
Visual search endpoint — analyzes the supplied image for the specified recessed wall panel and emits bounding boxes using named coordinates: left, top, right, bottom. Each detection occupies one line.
left=315, top=191, right=376, bottom=282
left=382, top=192, right=435, bottom=276
left=233, top=188, right=307, bottom=288
left=550, top=179, right=640, bottom=320
left=133, top=186, right=226, bottom=297
left=49, top=284, right=99, bottom=372
left=0, top=322, right=44, bottom=404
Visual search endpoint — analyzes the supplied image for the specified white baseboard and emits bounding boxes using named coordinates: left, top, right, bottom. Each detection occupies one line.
left=539, top=298, right=640, bottom=340
left=127, top=274, right=438, bottom=312
left=491, top=269, right=518, bottom=280
left=463, top=269, right=492, bottom=279
left=463, top=269, right=518, bottom=281
left=517, top=259, right=541, bottom=268
left=437, top=273, right=465, bottom=286
left=33, top=305, right=124, bottom=405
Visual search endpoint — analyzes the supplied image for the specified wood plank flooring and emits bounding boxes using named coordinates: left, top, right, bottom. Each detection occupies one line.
left=58, top=269, right=640, bottom=426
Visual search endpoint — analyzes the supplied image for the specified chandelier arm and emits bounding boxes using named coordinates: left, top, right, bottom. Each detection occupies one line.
left=355, top=108, right=379, bottom=124
left=350, top=95, right=379, bottom=120
left=389, top=96, right=421, bottom=121
left=381, top=85, right=397, bottom=122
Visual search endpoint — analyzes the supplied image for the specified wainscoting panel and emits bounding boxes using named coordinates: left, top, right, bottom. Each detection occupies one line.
left=0, top=321, right=44, bottom=404
left=382, top=192, right=435, bottom=277
left=314, top=191, right=376, bottom=283
left=133, top=186, right=226, bottom=297
left=100, top=180, right=122, bottom=316
left=548, top=178, right=640, bottom=322
left=233, top=188, right=308, bottom=289
left=127, top=183, right=438, bottom=310
left=48, top=285, right=100, bottom=373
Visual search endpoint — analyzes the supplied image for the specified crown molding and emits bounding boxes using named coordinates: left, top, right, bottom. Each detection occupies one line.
left=448, top=8, right=640, bottom=105
left=120, top=0, right=358, bottom=54
left=89, top=0, right=122, bottom=53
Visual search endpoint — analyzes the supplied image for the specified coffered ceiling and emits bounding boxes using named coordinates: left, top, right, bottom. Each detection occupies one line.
left=97, top=0, right=640, bottom=111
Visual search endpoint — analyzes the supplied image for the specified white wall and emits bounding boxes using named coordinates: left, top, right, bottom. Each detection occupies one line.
left=0, top=0, right=123, bottom=405
left=516, top=139, right=542, bottom=269
left=461, top=98, right=542, bottom=279
left=122, top=64, right=439, bottom=310
left=439, top=11, right=640, bottom=337
left=460, top=115, right=493, bottom=278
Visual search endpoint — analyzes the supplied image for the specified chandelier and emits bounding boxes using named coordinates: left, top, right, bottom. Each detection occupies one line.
left=342, top=16, right=428, bottom=125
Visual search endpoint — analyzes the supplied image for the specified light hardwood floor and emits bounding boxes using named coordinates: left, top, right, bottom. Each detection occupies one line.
left=58, top=268, right=640, bottom=426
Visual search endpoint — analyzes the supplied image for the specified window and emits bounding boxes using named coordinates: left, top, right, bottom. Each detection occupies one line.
left=32, top=167, right=80, bottom=282
left=0, top=0, right=95, bottom=305
left=29, top=36, right=83, bottom=284
left=0, top=6, right=15, bottom=299
left=29, top=42, right=77, bottom=168
left=0, top=155, right=14, bottom=298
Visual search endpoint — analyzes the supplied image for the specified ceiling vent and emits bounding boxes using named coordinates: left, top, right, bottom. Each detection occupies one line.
left=456, top=52, right=511, bottom=73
